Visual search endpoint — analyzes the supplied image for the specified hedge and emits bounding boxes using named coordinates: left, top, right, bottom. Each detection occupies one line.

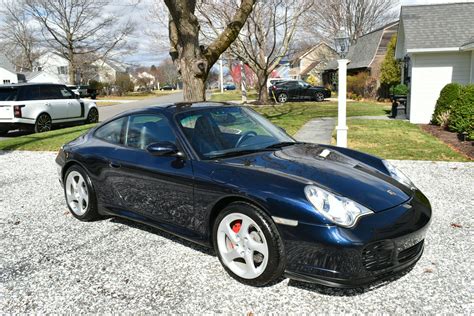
left=432, top=83, right=462, bottom=125
left=448, top=84, right=474, bottom=140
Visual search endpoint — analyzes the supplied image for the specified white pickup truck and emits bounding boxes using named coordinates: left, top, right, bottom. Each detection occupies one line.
left=0, top=83, right=98, bottom=135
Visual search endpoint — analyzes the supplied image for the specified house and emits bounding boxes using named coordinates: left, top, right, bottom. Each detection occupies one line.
left=36, top=52, right=70, bottom=84
left=0, top=54, right=20, bottom=85
left=21, top=71, right=61, bottom=84
left=93, top=60, right=128, bottom=84
left=324, top=21, right=399, bottom=89
left=289, top=42, right=336, bottom=84
left=395, top=3, right=474, bottom=124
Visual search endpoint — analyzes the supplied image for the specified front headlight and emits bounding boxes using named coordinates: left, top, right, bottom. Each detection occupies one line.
left=382, top=160, right=415, bottom=189
left=304, top=185, right=373, bottom=228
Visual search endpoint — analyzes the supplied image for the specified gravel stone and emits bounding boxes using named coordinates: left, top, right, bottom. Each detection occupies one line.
left=0, top=151, right=472, bottom=313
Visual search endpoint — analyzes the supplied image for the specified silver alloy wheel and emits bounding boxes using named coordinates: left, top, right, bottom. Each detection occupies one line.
left=65, top=171, right=89, bottom=216
left=316, top=92, right=325, bottom=102
left=278, top=93, right=288, bottom=103
left=36, top=114, right=52, bottom=132
left=217, top=212, right=269, bottom=279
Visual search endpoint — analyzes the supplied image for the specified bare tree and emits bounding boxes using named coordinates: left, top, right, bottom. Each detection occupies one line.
left=0, top=0, right=42, bottom=71
left=303, top=0, right=399, bottom=43
left=162, top=0, right=256, bottom=101
left=199, top=0, right=311, bottom=103
left=25, top=0, right=134, bottom=84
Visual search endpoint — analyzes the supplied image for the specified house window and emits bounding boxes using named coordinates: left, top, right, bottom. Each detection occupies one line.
left=57, top=66, right=68, bottom=75
left=3, top=80, right=10, bottom=84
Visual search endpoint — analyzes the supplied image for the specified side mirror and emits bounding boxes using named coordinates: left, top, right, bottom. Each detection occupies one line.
left=146, top=141, right=183, bottom=157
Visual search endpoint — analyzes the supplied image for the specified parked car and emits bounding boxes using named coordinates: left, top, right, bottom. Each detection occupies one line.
left=223, top=83, right=236, bottom=91
left=160, top=85, right=176, bottom=91
left=57, top=102, right=431, bottom=287
left=0, top=83, right=99, bottom=135
left=269, top=80, right=331, bottom=102
left=67, top=85, right=97, bottom=99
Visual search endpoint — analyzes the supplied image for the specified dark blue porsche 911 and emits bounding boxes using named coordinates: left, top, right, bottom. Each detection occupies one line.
left=56, top=102, right=431, bottom=288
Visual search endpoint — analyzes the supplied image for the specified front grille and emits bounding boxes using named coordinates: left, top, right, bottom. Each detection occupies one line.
left=362, top=240, right=395, bottom=271
left=398, top=240, right=424, bottom=263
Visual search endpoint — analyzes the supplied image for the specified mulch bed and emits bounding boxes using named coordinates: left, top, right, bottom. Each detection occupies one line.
left=421, top=124, right=473, bottom=160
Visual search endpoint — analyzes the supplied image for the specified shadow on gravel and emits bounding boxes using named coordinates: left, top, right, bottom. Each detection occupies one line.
left=109, top=217, right=214, bottom=256
left=288, top=266, right=414, bottom=296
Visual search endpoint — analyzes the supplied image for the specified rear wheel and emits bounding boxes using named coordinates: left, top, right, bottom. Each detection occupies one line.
left=64, top=165, right=100, bottom=221
left=213, top=202, right=285, bottom=286
left=34, top=113, right=52, bottom=133
left=315, top=92, right=325, bottom=102
left=0, top=128, right=9, bottom=136
left=277, top=93, right=288, bottom=103
left=86, top=107, right=99, bottom=124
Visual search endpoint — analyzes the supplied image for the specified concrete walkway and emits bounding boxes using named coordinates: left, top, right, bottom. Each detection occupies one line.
left=294, top=115, right=391, bottom=145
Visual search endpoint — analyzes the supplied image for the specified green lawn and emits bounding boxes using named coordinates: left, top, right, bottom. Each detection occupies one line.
left=341, top=119, right=469, bottom=161
left=0, top=124, right=96, bottom=151
left=255, top=101, right=390, bottom=135
left=97, top=90, right=178, bottom=101
left=210, top=90, right=259, bottom=102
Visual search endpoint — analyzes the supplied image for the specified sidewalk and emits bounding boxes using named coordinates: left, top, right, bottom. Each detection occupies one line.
left=294, top=115, right=390, bottom=144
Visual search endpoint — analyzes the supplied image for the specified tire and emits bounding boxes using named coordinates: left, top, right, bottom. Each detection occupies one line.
left=315, top=92, right=325, bottom=102
left=63, top=165, right=100, bottom=221
left=213, top=202, right=286, bottom=286
left=85, top=107, right=99, bottom=124
left=0, top=128, right=9, bottom=136
left=34, top=113, right=52, bottom=133
left=277, top=93, right=288, bottom=103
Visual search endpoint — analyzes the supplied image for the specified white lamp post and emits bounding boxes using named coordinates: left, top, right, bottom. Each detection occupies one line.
left=219, top=58, right=224, bottom=93
left=334, top=28, right=350, bottom=148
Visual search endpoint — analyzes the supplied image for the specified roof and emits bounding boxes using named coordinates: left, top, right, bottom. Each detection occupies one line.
left=326, top=21, right=399, bottom=70
left=400, top=3, right=474, bottom=50
left=0, top=54, right=16, bottom=73
left=290, top=41, right=334, bottom=63
left=19, top=71, right=42, bottom=81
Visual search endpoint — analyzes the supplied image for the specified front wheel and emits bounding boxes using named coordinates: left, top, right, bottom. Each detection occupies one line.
left=277, top=93, right=288, bottom=103
left=0, top=128, right=9, bottom=136
left=34, top=113, right=52, bottom=133
left=86, top=107, right=99, bottom=124
left=213, top=202, right=285, bottom=286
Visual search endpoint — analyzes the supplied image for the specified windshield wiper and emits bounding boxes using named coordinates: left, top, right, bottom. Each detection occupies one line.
left=265, top=141, right=300, bottom=149
left=207, top=148, right=273, bottom=159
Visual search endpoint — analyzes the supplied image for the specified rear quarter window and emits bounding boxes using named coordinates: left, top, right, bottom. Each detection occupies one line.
left=0, top=88, right=18, bottom=101
left=94, top=117, right=127, bottom=144
left=18, top=86, right=41, bottom=101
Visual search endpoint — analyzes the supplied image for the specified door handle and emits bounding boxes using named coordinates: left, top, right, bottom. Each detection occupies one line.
left=109, top=162, right=121, bottom=169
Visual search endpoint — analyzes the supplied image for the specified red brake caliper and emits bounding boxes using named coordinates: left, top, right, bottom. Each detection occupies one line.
left=229, top=221, right=242, bottom=249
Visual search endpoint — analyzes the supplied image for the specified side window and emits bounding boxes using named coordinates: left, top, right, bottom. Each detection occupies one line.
left=125, top=114, right=176, bottom=150
left=94, top=117, right=126, bottom=144
left=59, top=86, right=74, bottom=99
left=18, top=86, right=41, bottom=101
left=40, top=85, right=62, bottom=100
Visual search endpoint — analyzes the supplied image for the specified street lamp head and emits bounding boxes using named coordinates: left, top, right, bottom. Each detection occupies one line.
left=334, top=27, right=350, bottom=58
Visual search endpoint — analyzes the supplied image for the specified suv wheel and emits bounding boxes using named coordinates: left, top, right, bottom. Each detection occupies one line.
left=213, top=202, right=286, bottom=286
left=0, top=128, right=9, bottom=136
left=86, top=108, right=99, bottom=124
left=34, top=113, right=52, bottom=133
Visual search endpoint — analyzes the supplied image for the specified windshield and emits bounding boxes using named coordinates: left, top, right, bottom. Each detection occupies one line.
left=176, top=106, right=295, bottom=159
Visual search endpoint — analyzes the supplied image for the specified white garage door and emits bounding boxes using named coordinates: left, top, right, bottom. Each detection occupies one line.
left=409, top=51, right=471, bottom=124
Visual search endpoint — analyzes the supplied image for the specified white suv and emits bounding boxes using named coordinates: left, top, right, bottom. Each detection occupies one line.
left=0, top=83, right=98, bottom=135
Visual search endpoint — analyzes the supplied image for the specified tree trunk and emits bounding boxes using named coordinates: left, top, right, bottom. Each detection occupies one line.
left=68, top=60, right=75, bottom=85
left=179, top=57, right=207, bottom=101
left=256, top=70, right=269, bottom=104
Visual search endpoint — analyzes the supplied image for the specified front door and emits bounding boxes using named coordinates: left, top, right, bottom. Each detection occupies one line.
left=106, top=114, right=195, bottom=232
left=58, top=85, right=83, bottom=119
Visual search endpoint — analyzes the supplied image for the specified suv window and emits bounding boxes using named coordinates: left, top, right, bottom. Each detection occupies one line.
left=59, top=86, right=75, bottom=99
left=125, top=114, right=176, bottom=150
left=94, top=117, right=127, bottom=144
left=18, top=85, right=41, bottom=101
left=0, top=87, right=18, bottom=101
left=40, top=85, right=62, bottom=100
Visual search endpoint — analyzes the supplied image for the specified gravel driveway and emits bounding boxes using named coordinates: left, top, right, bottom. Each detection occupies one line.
left=0, top=151, right=472, bottom=313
